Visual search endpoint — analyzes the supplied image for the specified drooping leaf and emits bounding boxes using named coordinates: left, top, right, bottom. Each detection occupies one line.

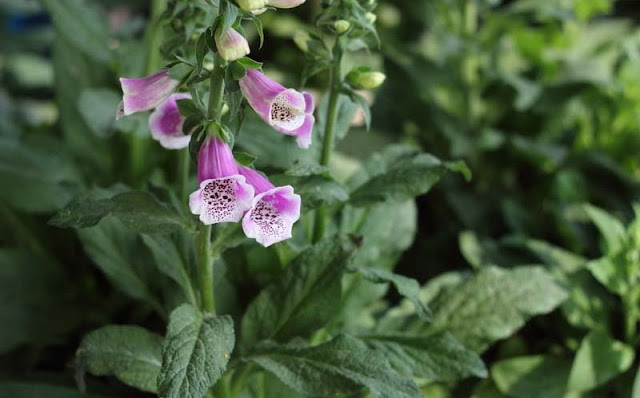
left=50, top=191, right=191, bottom=234
left=158, top=305, right=235, bottom=398
left=248, top=334, right=421, bottom=398
left=361, top=332, right=487, bottom=383
left=241, top=236, right=357, bottom=349
left=583, top=204, right=627, bottom=254
left=78, top=325, right=163, bottom=393
left=567, top=330, right=635, bottom=392
left=491, top=355, right=572, bottom=398
left=586, top=256, right=628, bottom=296
left=429, top=266, right=568, bottom=352
left=348, top=266, right=431, bottom=320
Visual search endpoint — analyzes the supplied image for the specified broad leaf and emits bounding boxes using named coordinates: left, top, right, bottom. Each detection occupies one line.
left=78, top=325, right=163, bottom=393
left=0, top=382, right=105, bottom=398
left=586, top=257, right=628, bottom=296
left=583, top=204, right=626, bottom=254
left=248, top=334, right=421, bottom=398
left=241, top=236, right=357, bottom=349
left=491, top=355, right=572, bottom=398
left=568, top=330, right=635, bottom=392
left=429, top=266, right=567, bottom=352
left=270, top=174, right=349, bottom=210
left=158, top=304, right=235, bottom=398
left=361, top=332, right=487, bottom=383
left=348, top=266, right=431, bottom=320
left=51, top=191, right=190, bottom=234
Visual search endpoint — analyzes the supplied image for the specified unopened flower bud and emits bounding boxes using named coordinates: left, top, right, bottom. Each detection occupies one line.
left=236, top=0, right=268, bottom=11
left=347, top=68, right=386, bottom=89
left=268, top=0, right=306, bottom=8
left=365, top=12, right=377, bottom=24
left=293, top=31, right=311, bottom=53
left=334, top=20, right=351, bottom=34
left=215, top=27, right=250, bottom=62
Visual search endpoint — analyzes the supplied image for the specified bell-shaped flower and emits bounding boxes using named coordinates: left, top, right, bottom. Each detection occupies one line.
left=148, top=93, right=192, bottom=149
left=189, top=136, right=254, bottom=224
left=239, top=165, right=301, bottom=247
left=239, top=69, right=315, bottom=149
left=216, top=27, right=250, bottom=62
left=267, top=0, right=306, bottom=8
left=118, top=69, right=179, bottom=118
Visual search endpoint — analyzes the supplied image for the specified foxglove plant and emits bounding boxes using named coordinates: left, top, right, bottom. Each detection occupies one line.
left=215, top=27, right=251, bottom=61
left=148, top=93, right=192, bottom=149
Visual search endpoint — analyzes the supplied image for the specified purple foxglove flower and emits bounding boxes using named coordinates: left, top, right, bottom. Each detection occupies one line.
left=267, top=0, right=306, bottom=8
left=189, top=136, right=254, bottom=224
left=216, top=27, right=250, bottom=62
left=239, top=165, right=301, bottom=247
left=118, top=69, right=179, bottom=117
left=148, top=93, right=192, bottom=149
left=239, top=69, right=315, bottom=149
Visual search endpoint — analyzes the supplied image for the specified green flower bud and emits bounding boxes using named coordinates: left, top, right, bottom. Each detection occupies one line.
left=365, top=12, right=377, bottom=24
left=347, top=68, right=386, bottom=89
left=334, top=20, right=351, bottom=34
left=293, top=31, right=311, bottom=53
left=236, top=0, right=268, bottom=11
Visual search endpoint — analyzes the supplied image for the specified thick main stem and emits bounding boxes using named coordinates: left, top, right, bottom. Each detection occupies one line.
left=196, top=54, right=227, bottom=314
left=312, top=47, right=342, bottom=243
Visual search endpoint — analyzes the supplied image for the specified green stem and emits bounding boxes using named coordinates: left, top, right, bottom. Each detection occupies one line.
left=196, top=225, right=215, bottom=313
left=312, top=46, right=343, bottom=243
left=623, top=289, right=639, bottom=343
left=208, top=54, right=226, bottom=121
left=177, top=148, right=191, bottom=205
left=143, top=0, right=168, bottom=75
left=230, top=363, right=255, bottom=397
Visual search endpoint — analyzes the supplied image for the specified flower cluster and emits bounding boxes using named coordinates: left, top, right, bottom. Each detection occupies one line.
left=116, top=0, right=311, bottom=246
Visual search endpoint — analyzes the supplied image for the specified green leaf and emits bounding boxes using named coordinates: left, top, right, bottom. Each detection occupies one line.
left=77, top=88, right=121, bottom=138
left=241, top=236, right=357, bottom=349
left=270, top=174, right=349, bottom=210
left=248, top=334, right=421, bottom=398
left=349, top=146, right=469, bottom=206
left=586, top=257, right=628, bottom=296
left=567, top=330, right=635, bottom=392
left=39, top=0, right=112, bottom=63
left=78, top=325, right=163, bottom=393
left=633, top=365, right=640, bottom=398
left=583, top=204, right=626, bottom=254
left=361, top=332, right=487, bottom=383
left=50, top=191, right=190, bottom=234
left=348, top=266, right=431, bottom=320
left=158, top=305, right=235, bottom=398
left=0, top=382, right=106, bottom=398
left=429, top=266, right=568, bottom=352
left=141, top=235, right=197, bottom=305
left=491, top=355, right=572, bottom=398
left=0, top=137, right=79, bottom=213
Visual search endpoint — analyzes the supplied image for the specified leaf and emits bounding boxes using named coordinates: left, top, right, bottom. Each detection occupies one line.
left=361, top=332, right=487, bottom=383
left=248, top=334, right=421, bottom=398
left=429, top=266, right=568, bottom=352
left=78, top=325, right=163, bottom=393
left=158, top=305, right=235, bottom=398
left=77, top=88, right=121, bottom=137
left=633, top=365, right=640, bottom=398
left=583, top=204, right=626, bottom=254
left=270, top=174, right=349, bottom=210
left=241, top=236, right=357, bottom=349
left=586, top=257, right=628, bottom=296
left=0, top=137, right=79, bottom=213
left=491, top=355, right=572, bottom=398
left=349, top=146, right=469, bottom=206
left=0, top=382, right=106, bottom=398
left=50, top=191, right=190, bottom=234
left=348, top=266, right=431, bottom=320
left=39, top=0, right=112, bottom=63
left=142, top=235, right=196, bottom=305
left=567, top=330, right=635, bottom=392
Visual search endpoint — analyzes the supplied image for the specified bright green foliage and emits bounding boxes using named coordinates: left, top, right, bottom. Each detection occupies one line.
left=491, top=355, right=573, bottom=398
left=158, top=305, right=235, bottom=398
left=248, top=334, right=421, bottom=398
left=78, top=325, right=163, bottom=393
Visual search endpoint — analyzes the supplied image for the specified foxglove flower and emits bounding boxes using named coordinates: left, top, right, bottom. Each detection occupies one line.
left=239, top=69, right=315, bottom=149
left=148, top=93, right=192, bottom=149
left=267, top=0, right=306, bottom=8
left=239, top=165, right=301, bottom=247
left=189, top=136, right=254, bottom=224
left=216, top=27, right=250, bottom=62
left=118, top=69, right=179, bottom=117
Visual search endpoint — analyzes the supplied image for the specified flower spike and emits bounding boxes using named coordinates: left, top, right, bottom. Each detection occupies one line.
left=118, top=69, right=179, bottom=118
left=189, top=136, right=254, bottom=225
left=239, top=165, right=301, bottom=247
left=148, top=93, right=192, bottom=149
left=239, top=69, right=315, bottom=149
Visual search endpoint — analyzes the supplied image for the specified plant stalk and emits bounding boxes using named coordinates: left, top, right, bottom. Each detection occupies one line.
left=177, top=148, right=191, bottom=204
left=312, top=46, right=343, bottom=243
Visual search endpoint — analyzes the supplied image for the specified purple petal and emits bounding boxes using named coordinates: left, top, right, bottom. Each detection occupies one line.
left=239, top=69, right=286, bottom=122
left=282, top=114, right=314, bottom=149
left=198, top=136, right=239, bottom=183
left=238, top=165, right=275, bottom=195
left=119, top=70, right=179, bottom=116
left=302, top=91, right=315, bottom=114
left=268, top=89, right=306, bottom=131
left=189, top=176, right=255, bottom=224
left=149, top=93, right=192, bottom=149
left=242, top=185, right=301, bottom=247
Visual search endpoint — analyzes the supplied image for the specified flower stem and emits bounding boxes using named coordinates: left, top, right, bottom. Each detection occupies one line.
left=312, top=46, right=343, bottom=243
left=178, top=148, right=191, bottom=204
